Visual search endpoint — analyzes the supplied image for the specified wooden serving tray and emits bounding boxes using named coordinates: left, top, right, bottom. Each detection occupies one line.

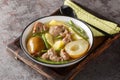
left=7, top=5, right=120, bottom=80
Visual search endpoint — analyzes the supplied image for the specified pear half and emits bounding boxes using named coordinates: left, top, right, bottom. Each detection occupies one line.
left=65, top=39, right=89, bottom=59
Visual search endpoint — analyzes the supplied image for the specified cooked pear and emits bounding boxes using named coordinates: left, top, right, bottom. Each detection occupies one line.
left=27, top=36, right=45, bottom=55
left=65, top=39, right=89, bottom=59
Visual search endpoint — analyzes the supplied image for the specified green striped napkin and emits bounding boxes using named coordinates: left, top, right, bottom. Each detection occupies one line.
left=64, top=0, right=120, bottom=36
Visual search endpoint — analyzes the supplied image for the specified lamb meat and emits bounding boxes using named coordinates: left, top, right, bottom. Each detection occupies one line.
left=33, top=22, right=48, bottom=33
left=49, top=25, right=65, bottom=37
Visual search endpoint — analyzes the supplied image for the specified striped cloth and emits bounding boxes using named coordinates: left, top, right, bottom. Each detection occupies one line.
left=64, top=0, right=120, bottom=36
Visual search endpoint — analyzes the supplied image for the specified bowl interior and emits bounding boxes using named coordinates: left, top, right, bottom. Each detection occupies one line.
left=20, top=16, right=93, bottom=67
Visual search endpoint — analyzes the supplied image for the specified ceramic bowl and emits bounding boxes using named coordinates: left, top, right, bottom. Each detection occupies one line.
left=20, top=16, right=93, bottom=67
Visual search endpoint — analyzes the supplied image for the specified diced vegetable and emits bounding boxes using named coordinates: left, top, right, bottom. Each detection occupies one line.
left=48, top=20, right=69, bottom=28
left=53, top=40, right=65, bottom=51
left=49, top=20, right=63, bottom=26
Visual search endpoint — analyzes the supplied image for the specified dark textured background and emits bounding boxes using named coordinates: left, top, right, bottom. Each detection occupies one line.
left=73, top=0, right=120, bottom=80
left=0, top=0, right=120, bottom=80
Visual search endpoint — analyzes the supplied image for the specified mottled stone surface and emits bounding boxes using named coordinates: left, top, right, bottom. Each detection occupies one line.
left=0, top=0, right=120, bottom=80
left=0, top=0, right=63, bottom=80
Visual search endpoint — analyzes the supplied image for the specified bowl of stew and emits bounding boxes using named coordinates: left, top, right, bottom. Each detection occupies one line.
left=20, top=16, right=93, bottom=67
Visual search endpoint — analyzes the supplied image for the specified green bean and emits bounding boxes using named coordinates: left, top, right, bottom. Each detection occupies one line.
left=68, top=20, right=88, bottom=40
left=35, top=57, right=69, bottom=64
left=54, top=35, right=63, bottom=39
left=41, top=34, right=51, bottom=49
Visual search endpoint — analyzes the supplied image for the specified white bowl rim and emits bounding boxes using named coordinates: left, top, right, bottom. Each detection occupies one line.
left=20, top=15, right=94, bottom=68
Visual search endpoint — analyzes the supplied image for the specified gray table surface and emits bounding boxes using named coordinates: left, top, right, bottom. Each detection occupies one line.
left=0, top=0, right=120, bottom=80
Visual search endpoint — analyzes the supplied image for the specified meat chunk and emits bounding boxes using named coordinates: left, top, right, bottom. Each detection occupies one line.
left=47, top=49, right=62, bottom=62
left=47, top=48, right=56, bottom=56
left=49, top=25, right=65, bottom=37
left=41, top=52, right=49, bottom=60
left=59, top=28, right=72, bottom=44
left=41, top=48, right=70, bottom=61
left=60, top=49, right=70, bottom=60
left=49, top=25, right=72, bottom=44
left=49, top=55, right=60, bottom=62
left=62, top=33, right=72, bottom=44
left=41, top=48, right=60, bottom=62
left=32, top=22, right=48, bottom=33
left=60, top=29, right=69, bottom=37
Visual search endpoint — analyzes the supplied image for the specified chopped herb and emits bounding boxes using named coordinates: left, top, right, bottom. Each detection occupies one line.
left=41, top=50, right=47, bottom=53
left=55, top=35, right=63, bottom=39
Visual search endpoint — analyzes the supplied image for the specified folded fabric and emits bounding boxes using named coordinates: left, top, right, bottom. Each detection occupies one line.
left=64, top=0, right=120, bottom=36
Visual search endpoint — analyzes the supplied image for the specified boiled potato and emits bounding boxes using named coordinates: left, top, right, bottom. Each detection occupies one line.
left=27, top=36, right=45, bottom=55
left=48, top=20, right=69, bottom=28
left=53, top=40, right=65, bottom=51
left=65, top=39, right=89, bottom=59
left=49, top=20, right=63, bottom=26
